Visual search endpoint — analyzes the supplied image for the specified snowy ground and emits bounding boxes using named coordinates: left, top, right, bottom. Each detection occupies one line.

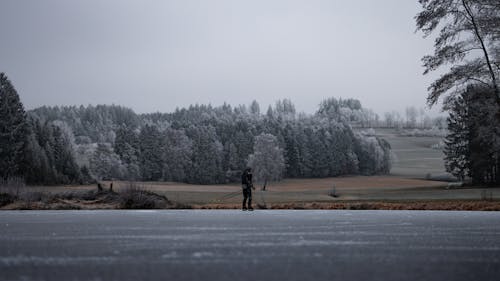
left=1, top=210, right=499, bottom=281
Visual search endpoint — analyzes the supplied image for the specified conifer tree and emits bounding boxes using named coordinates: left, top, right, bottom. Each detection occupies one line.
left=444, top=95, right=470, bottom=181
left=0, top=73, right=29, bottom=179
left=186, top=125, right=224, bottom=184
left=139, top=125, right=163, bottom=181
left=444, top=86, right=499, bottom=183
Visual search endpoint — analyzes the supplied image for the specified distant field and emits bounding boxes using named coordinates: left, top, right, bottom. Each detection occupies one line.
left=364, top=128, right=447, bottom=178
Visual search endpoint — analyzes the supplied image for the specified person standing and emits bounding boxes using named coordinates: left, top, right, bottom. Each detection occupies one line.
left=241, top=168, right=255, bottom=211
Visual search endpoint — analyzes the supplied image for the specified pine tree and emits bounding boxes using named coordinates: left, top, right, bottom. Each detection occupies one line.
left=186, top=125, right=224, bottom=184
left=250, top=100, right=260, bottom=116
left=466, top=88, right=500, bottom=184
left=114, top=125, right=140, bottom=179
left=162, top=128, right=192, bottom=182
left=139, top=125, right=163, bottom=181
left=444, top=95, right=470, bottom=181
left=0, top=73, right=29, bottom=179
left=308, top=129, right=329, bottom=177
left=51, top=124, right=81, bottom=183
left=283, top=124, right=300, bottom=177
left=444, top=86, right=500, bottom=184
left=223, top=142, right=240, bottom=182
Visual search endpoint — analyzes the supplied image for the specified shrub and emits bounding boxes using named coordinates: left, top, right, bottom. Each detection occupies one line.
left=119, top=182, right=171, bottom=209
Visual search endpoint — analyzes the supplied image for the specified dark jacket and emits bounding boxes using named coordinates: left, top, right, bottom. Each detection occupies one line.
left=241, top=171, right=252, bottom=186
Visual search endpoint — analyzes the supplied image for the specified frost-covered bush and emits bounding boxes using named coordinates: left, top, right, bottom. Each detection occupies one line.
left=355, top=135, right=391, bottom=175
left=247, top=133, right=285, bottom=183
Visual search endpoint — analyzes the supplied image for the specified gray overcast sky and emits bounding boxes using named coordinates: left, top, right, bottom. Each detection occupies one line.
left=0, top=0, right=443, bottom=115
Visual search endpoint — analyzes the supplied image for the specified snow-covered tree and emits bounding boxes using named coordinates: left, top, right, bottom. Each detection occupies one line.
left=444, top=94, right=470, bottom=181
left=247, top=133, right=285, bottom=184
left=356, top=135, right=391, bottom=175
left=89, top=143, right=124, bottom=180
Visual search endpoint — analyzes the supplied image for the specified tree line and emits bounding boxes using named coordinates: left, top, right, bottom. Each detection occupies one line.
left=1, top=73, right=391, bottom=185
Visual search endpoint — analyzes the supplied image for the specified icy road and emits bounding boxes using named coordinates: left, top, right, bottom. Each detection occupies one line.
left=1, top=210, right=499, bottom=281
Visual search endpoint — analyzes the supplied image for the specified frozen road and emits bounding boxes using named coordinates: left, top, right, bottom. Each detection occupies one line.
left=1, top=210, right=499, bottom=281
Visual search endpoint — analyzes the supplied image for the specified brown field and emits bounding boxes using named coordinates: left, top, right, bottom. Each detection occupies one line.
left=18, top=175, right=499, bottom=210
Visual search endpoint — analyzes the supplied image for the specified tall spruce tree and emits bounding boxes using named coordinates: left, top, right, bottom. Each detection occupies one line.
left=139, top=125, right=163, bottom=181
left=0, top=73, right=29, bottom=179
left=186, top=125, right=224, bottom=184
left=444, top=95, right=470, bottom=181
left=162, top=128, right=192, bottom=182
left=444, top=86, right=500, bottom=184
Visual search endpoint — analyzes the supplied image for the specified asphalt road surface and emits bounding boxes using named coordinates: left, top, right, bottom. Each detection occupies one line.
left=1, top=210, right=500, bottom=281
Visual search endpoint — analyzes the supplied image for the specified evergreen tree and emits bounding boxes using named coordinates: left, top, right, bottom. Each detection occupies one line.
left=186, top=125, right=224, bottom=184
left=444, top=95, right=470, bottom=181
left=162, top=128, right=192, bottom=182
left=308, top=129, right=329, bottom=177
left=465, top=87, right=499, bottom=184
left=444, top=86, right=500, bottom=184
left=223, top=142, right=240, bottom=182
left=52, top=125, right=81, bottom=183
left=0, top=73, right=29, bottom=179
left=24, top=130, right=52, bottom=184
left=139, top=125, right=163, bottom=181
left=283, top=124, right=300, bottom=177
left=250, top=100, right=260, bottom=116
left=114, top=126, right=140, bottom=179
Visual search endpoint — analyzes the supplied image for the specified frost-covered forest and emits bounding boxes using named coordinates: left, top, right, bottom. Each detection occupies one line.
left=1, top=73, right=391, bottom=185
left=25, top=98, right=391, bottom=185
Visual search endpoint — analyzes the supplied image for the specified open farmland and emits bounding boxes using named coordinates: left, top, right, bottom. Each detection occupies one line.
left=360, top=128, right=447, bottom=178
